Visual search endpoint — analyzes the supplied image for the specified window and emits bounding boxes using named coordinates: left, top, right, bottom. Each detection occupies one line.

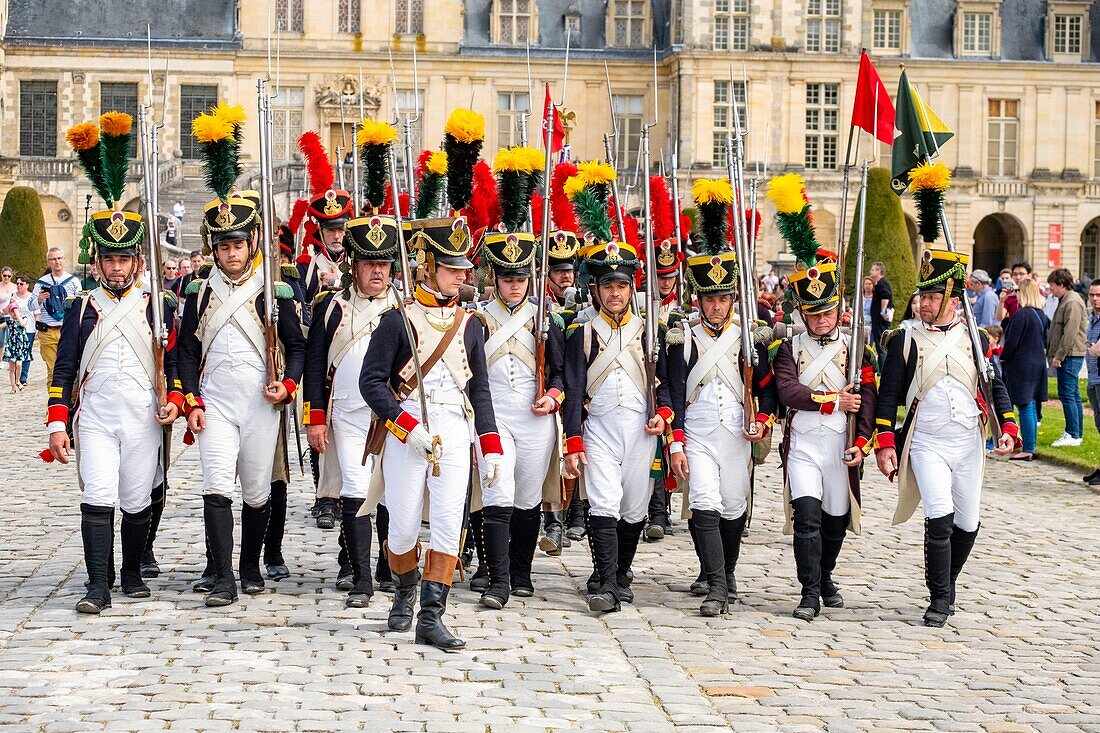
left=497, top=92, right=531, bottom=149
left=19, top=81, right=57, bottom=157
left=806, top=0, right=841, bottom=53
left=338, top=0, right=360, bottom=33
left=271, top=87, right=304, bottom=163
left=962, top=12, right=992, bottom=52
left=1094, top=102, right=1100, bottom=178
left=565, top=13, right=581, bottom=37
left=714, top=0, right=750, bottom=51
left=804, top=82, right=839, bottom=170
left=609, top=0, right=649, bottom=48
left=276, top=0, right=303, bottom=32
left=712, top=79, right=747, bottom=167
left=394, top=88, right=424, bottom=181
left=395, top=0, right=424, bottom=34
left=100, top=82, right=140, bottom=156
left=873, top=9, right=902, bottom=51
left=986, top=99, right=1018, bottom=177
left=613, top=95, right=644, bottom=171
left=495, top=0, right=534, bottom=44
left=1054, top=14, right=1083, bottom=54
left=179, top=85, right=218, bottom=160
left=1083, top=221, right=1099, bottom=281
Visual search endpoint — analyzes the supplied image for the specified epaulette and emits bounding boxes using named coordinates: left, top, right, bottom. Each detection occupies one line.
left=198, top=263, right=214, bottom=278
left=281, top=263, right=300, bottom=281
left=665, top=323, right=685, bottom=346
left=274, top=282, right=294, bottom=300
left=752, top=324, right=775, bottom=346
left=162, top=290, right=179, bottom=310
left=468, top=309, right=489, bottom=327
left=566, top=322, right=584, bottom=339
left=549, top=311, right=565, bottom=330
left=667, top=310, right=687, bottom=328
left=767, top=338, right=784, bottom=364
left=880, top=328, right=902, bottom=349
left=63, top=292, right=87, bottom=312
left=312, top=290, right=332, bottom=309
left=184, top=278, right=204, bottom=296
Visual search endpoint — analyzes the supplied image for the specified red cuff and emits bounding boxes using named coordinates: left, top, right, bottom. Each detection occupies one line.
left=281, top=379, right=298, bottom=403
left=167, top=391, right=186, bottom=412
left=671, top=429, right=686, bottom=444
left=185, top=393, right=205, bottom=413
left=755, top=413, right=773, bottom=435
left=876, top=431, right=896, bottom=450
left=854, top=435, right=870, bottom=451
left=387, top=411, right=420, bottom=442
left=566, top=436, right=585, bottom=454
left=1001, top=422, right=1019, bottom=439
left=545, top=387, right=564, bottom=404
left=304, top=408, right=327, bottom=426
left=479, top=432, right=503, bottom=456
left=655, top=406, right=674, bottom=424
left=820, top=398, right=836, bottom=416
left=860, top=365, right=875, bottom=384
left=46, top=405, right=69, bottom=425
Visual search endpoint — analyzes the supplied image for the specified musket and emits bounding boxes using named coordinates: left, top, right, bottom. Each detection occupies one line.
left=602, top=62, right=628, bottom=242
left=845, top=159, right=870, bottom=458
left=336, top=92, right=348, bottom=192
left=726, top=66, right=758, bottom=436
left=386, top=148, right=441, bottom=477
left=518, top=41, right=532, bottom=148
left=257, top=77, right=280, bottom=388
left=640, top=48, right=659, bottom=417
left=668, top=148, right=683, bottom=303
left=389, top=45, right=420, bottom=211
left=535, top=82, right=556, bottom=399
left=139, top=28, right=167, bottom=414
left=349, top=80, right=361, bottom=217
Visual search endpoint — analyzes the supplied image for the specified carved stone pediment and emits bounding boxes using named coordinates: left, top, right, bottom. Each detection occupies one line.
left=314, top=75, right=383, bottom=114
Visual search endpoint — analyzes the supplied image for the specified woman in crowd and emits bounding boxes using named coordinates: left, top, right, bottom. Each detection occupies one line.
left=3, top=275, right=38, bottom=393
left=0, top=267, right=15, bottom=357
left=1000, top=278, right=1049, bottom=461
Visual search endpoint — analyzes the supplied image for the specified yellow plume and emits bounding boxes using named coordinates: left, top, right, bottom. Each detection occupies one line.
left=66, top=122, right=100, bottom=152
left=766, top=173, right=808, bottom=215
left=575, top=160, right=616, bottom=186
left=513, top=146, right=544, bottom=172
left=212, top=102, right=247, bottom=128
left=492, top=148, right=520, bottom=173
left=427, top=151, right=448, bottom=176
left=907, top=161, right=951, bottom=192
left=99, top=111, right=132, bottom=137
left=357, top=119, right=399, bottom=147
left=191, top=112, right=234, bottom=144
left=563, top=175, right=586, bottom=200
left=444, top=108, right=485, bottom=144
left=692, top=178, right=733, bottom=205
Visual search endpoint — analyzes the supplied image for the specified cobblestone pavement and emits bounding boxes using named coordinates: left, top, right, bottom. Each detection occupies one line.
left=1, top=361, right=1099, bottom=732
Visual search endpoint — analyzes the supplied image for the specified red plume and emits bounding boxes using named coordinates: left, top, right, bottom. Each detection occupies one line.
left=550, top=162, right=579, bottom=232
left=679, top=213, right=692, bottom=244
left=380, top=186, right=411, bottom=218
left=298, top=220, right=320, bottom=262
left=297, top=131, right=334, bottom=197
left=415, top=149, right=433, bottom=180
left=287, top=198, right=309, bottom=236
left=726, top=207, right=763, bottom=245
left=745, top=208, right=762, bottom=241
left=611, top=203, right=641, bottom=249
left=649, top=175, right=675, bottom=242
left=465, top=160, right=501, bottom=234
left=531, top=192, right=546, bottom=237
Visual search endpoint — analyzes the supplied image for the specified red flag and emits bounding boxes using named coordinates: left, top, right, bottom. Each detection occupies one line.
left=542, top=84, right=565, bottom=153
left=851, top=51, right=895, bottom=146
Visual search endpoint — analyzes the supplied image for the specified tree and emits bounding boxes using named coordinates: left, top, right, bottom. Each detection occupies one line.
left=0, top=187, right=49, bottom=279
left=843, top=167, right=915, bottom=326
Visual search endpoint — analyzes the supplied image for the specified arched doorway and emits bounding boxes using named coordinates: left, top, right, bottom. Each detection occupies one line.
left=972, top=213, right=1027, bottom=276
left=1081, top=218, right=1100, bottom=281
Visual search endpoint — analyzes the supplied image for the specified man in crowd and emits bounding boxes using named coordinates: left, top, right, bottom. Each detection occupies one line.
left=32, top=247, right=81, bottom=389
left=869, top=261, right=893, bottom=349
left=1047, top=267, right=1087, bottom=447
left=997, top=261, right=1032, bottom=323
left=968, top=270, right=998, bottom=327
left=1084, top=280, right=1100, bottom=485
left=162, top=259, right=179, bottom=292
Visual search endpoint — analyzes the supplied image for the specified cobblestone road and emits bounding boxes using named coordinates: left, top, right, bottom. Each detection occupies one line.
left=1, top=361, right=1098, bottom=732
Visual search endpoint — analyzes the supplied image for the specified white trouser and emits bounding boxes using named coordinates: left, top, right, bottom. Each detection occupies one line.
left=331, top=406, right=375, bottom=500
left=383, top=408, right=471, bottom=557
left=583, top=408, right=658, bottom=523
left=787, top=424, right=851, bottom=516
left=909, top=423, right=983, bottom=532
left=197, top=365, right=281, bottom=507
left=78, top=380, right=160, bottom=514
left=477, top=392, right=555, bottom=510
left=686, top=424, right=751, bottom=519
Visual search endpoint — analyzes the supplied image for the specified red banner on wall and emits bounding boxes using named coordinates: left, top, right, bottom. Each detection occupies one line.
left=1048, top=223, right=1062, bottom=269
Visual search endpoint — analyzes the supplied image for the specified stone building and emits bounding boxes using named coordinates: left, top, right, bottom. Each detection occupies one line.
left=3, top=0, right=1100, bottom=281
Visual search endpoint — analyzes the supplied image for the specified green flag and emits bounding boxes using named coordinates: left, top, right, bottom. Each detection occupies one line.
left=890, top=70, right=954, bottom=195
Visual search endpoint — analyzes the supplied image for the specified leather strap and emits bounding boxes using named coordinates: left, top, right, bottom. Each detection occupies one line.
left=397, top=307, right=465, bottom=400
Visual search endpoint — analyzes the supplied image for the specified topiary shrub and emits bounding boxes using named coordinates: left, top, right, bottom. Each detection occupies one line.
left=0, top=186, right=49, bottom=280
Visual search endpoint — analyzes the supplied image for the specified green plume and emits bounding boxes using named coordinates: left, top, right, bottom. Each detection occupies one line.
left=778, top=205, right=819, bottom=268
left=415, top=171, right=444, bottom=219
left=697, top=201, right=728, bottom=256
left=361, top=144, right=391, bottom=211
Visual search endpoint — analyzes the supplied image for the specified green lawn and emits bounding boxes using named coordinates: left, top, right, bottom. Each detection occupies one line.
left=1031, top=377, right=1098, bottom=472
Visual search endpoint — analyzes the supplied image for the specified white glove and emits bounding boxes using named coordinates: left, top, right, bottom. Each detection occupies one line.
left=407, top=425, right=439, bottom=462
left=483, top=455, right=503, bottom=487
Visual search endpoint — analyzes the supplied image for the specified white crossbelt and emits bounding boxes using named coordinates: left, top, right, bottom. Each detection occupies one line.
left=586, top=315, right=645, bottom=398
left=77, top=288, right=155, bottom=386
left=905, top=325, right=972, bottom=409
left=483, top=299, right=535, bottom=362
left=797, top=335, right=846, bottom=390
left=686, top=323, right=743, bottom=402
left=201, top=272, right=266, bottom=359
left=327, top=293, right=393, bottom=371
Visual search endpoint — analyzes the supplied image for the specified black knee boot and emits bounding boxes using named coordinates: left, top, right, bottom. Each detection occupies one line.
left=415, top=550, right=465, bottom=652
left=719, top=512, right=748, bottom=603
left=141, top=482, right=165, bottom=578
left=509, top=505, right=542, bottom=597
left=949, top=524, right=979, bottom=614
left=239, top=501, right=270, bottom=595
left=316, top=495, right=337, bottom=530
left=264, top=480, right=290, bottom=580
left=120, top=506, right=152, bottom=598
left=565, top=497, right=588, bottom=541
left=76, top=504, right=114, bottom=614
left=203, top=495, right=238, bottom=607
left=791, top=497, right=823, bottom=621
left=645, top=481, right=669, bottom=541
left=923, top=513, right=955, bottom=627
left=693, top=510, right=728, bottom=616
left=820, top=511, right=849, bottom=608
left=616, top=519, right=645, bottom=603
left=587, top=515, right=620, bottom=613
left=386, top=543, right=420, bottom=632
left=468, top=510, right=489, bottom=592
left=374, top=504, right=394, bottom=592
left=479, top=505, right=513, bottom=609
left=341, top=498, right=374, bottom=608
left=687, top=516, right=709, bottom=595
left=539, top=509, right=567, bottom=556
left=335, top=527, right=354, bottom=590
left=193, top=540, right=217, bottom=593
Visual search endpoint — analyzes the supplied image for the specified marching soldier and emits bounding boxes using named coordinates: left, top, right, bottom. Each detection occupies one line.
left=562, top=167, right=672, bottom=613
left=767, top=174, right=877, bottom=622
left=664, top=179, right=777, bottom=616
left=178, top=107, right=307, bottom=607
left=48, top=113, right=183, bottom=613
left=359, top=109, right=502, bottom=651
left=875, top=247, right=1017, bottom=627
